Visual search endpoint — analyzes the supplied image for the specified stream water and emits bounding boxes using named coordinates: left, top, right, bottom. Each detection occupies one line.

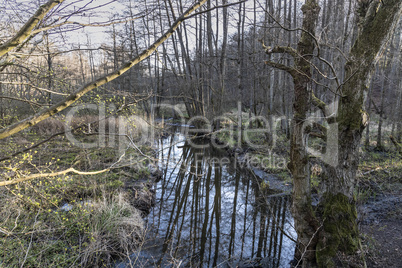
left=121, top=132, right=296, bottom=267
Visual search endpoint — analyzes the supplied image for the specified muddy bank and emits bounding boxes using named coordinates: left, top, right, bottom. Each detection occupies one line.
left=359, top=194, right=402, bottom=225
left=360, top=193, right=402, bottom=268
left=123, top=167, right=162, bottom=216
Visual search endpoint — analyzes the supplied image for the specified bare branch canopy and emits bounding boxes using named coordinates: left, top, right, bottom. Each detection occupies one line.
left=0, top=0, right=208, bottom=140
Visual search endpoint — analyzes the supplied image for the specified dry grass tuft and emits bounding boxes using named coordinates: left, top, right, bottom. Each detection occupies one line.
left=80, top=192, right=144, bottom=267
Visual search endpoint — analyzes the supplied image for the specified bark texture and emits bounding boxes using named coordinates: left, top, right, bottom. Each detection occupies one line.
left=288, top=1, right=321, bottom=266
left=317, top=0, right=402, bottom=267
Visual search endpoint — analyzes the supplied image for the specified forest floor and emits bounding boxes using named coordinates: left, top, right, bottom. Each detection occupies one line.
left=357, top=149, right=402, bottom=268
left=361, top=194, right=402, bottom=268
left=0, top=129, right=160, bottom=267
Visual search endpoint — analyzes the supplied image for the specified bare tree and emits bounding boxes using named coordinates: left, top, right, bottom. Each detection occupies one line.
left=0, top=0, right=209, bottom=140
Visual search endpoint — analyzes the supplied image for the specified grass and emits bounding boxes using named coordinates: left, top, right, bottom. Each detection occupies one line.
left=357, top=148, right=402, bottom=197
left=0, top=189, right=144, bottom=267
left=79, top=193, right=144, bottom=267
left=0, top=125, right=153, bottom=267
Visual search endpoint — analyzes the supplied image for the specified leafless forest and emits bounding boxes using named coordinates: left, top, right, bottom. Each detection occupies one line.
left=0, top=0, right=401, bottom=267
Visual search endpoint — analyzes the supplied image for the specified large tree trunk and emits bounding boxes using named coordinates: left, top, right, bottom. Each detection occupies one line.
left=317, top=1, right=402, bottom=266
left=265, top=0, right=321, bottom=266
left=289, top=2, right=320, bottom=266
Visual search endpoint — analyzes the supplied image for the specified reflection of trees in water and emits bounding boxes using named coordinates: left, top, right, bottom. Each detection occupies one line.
left=147, top=134, right=295, bottom=267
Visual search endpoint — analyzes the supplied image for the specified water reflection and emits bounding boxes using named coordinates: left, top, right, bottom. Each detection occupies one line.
left=132, top=133, right=296, bottom=267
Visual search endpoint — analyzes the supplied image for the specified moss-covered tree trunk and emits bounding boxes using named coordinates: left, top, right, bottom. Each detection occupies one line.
left=288, top=1, right=320, bottom=266
left=264, top=1, right=321, bottom=266
left=316, top=1, right=402, bottom=267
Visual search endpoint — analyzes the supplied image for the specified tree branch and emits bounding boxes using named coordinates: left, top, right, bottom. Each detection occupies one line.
left=0, top=0, right=208, bottom=140
left=390, top=135, right=402, bottom=154
left=178, top=0, right=247, bottom=20
left=30, top=15, right=145, bottom=35
left=311, top=92, right=327, bottom=117
left=0, top=168, right=110, bottom=187
left=368, top=94, right=387, bottom=119
left=0, top=95, right=44, bottom=107
left=312, top=57, right=341, bottom=88
left=0, top=0, right=65, bottom=58
left=0, top=81, right=68, bottom=96
left=264, top=60, right=297, bottom=77
left=312, top=122, right=327, bottom=137
left=258, top=1, right=320, bottom=49
left=262, top=42, right=298, bottom=59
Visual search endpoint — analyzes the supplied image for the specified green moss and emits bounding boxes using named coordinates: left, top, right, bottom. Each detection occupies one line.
left=106, top=179, right=124, bottom=189
left=337, top=92, right=365, bottom=132
left=260, top=180, right=270, bottom=191
left=311, top=175, right=320, bottom=191
left=316, top=192, right=359, bottom=267
left=134, top=168, right=150, bottom=180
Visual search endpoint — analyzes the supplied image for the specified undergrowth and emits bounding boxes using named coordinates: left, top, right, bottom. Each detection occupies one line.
left=0, top=129, right=151, bottom=267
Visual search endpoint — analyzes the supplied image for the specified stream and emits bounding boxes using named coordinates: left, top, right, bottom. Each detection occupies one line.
left=121, top=131, right=296, bottom=267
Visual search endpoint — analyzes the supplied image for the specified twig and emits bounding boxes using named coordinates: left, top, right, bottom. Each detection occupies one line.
left=21, top=209, right=40, bottom=268
left=0, top=95, right=45, bottom=107
left=30, top=15, right=145, bottom=35
left=0, top=81, right=69, bottom=96
left=185, top=0, right=247, bottom=20
left=295, top=222, right=323, bottom=267
left=0, top=226, right=11, bottom=236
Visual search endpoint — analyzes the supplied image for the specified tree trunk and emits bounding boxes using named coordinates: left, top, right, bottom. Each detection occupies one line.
left=376, top=69, right=386, bottom=150
left=216, top=0, right=228, bottom=130
left=317, top=1, right=402, bottom=266
left=288, top=2, right=320, bottom=266
left=237, top=1, right=245, bottom=146
left=263, top=0, right=321, bottom=265
left=364, top=68, right=376, bottom=147
left=395, top=81, right=402, bottom=142
left=45, top=31, right=53, bottom=104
